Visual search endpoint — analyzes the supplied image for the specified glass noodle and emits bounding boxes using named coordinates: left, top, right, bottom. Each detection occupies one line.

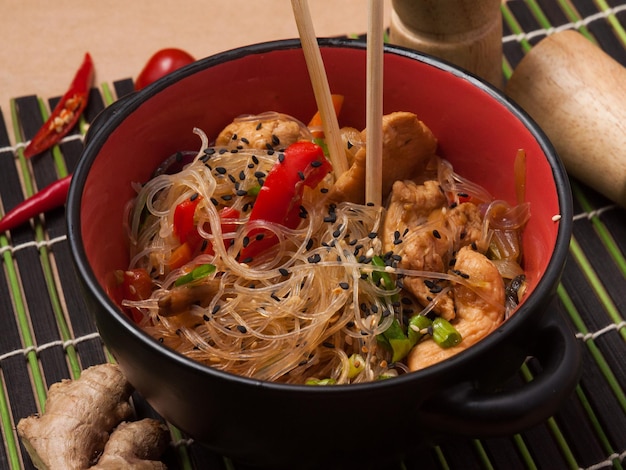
left=122, top=121, right=529, bottom=384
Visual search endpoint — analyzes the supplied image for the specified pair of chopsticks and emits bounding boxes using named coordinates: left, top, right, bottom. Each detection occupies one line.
left=291, top=0, right=384, bottom=207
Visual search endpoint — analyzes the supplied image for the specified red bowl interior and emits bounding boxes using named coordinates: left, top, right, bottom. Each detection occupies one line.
left=77, top=40, right=565, bottom=319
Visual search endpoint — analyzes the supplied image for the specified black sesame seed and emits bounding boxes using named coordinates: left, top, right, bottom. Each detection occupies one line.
left=241, top=257, right=254, bottom=264
left=311, top=160, right=323, bottom=168
left=271, top=293, right=281, bottom=301
left=255, top=233, right=265, bottom=241
left=221, top=195, right=233, bottom=201
left=449, top=202, right=458, bottom=209
left=339, top=282, right=350, bottom=290
left=394, top=230, right=401, bottom=240
left=256, top=122, right=263, bottom=130
left=203, top=314, right=210, bottom=321
left=219, top=148, right=228, bottom=154
left=241, top=137, right=250, bottom=144
left=230, top=149, right=239, bottom=154
left=215, top=166, right=227, bottom=174
left=471, top=241, right=478, bottom=250
left=458, top=192, right=469, bottom=198
left=210, top=197, right=219, bottom=206
left=212, top=305, right=221, bottom=314
left=190, top=192, right=199, bottom=201
left=239, top=170, right=246, bottom=180
left=242, top=236, right=250, bottom=247
left=252, top=155, right=259, bottom=165
left=320, top=188, right=329, bottom=194
left=432, top=229, right=441, bottom=239
left=393, top=238, right=403, bottom=245
left=272, top=134, right=280, bottom=146
left=368, top=232, right=378, bottom=239
left=297, top=171, right=305, bottom=181
left=333, top=228, right=342, bottom=238
left=306, top=239, right=314, bottom=250
left=278, top=153, right=285, bottom=163
left=308, top=253, right=322, bottom=263
left=322, top=341, right=335, bottom=349
left=236, top=189, right=248, bottom=197
left=279, top=268, right=289, bottom=276
left=254, top=171, right=266, bottom=178
left=231, top=133, right=238, bottom=141
left=347, top=141, right=354, bottom=149
left=237, top=325, right=247, bottom=334
left=204, top=147, right=216, bottom=155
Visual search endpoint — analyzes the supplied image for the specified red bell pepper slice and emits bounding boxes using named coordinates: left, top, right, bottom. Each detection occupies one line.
left=173, top=194, right=202, bottom=245
left=171, top=196, right=240, bottom=267
left=108, top=268, right=153, bottom=323
left=23, top=52, right=95, bottom=159
left=240, top=141, right=332, bottom=262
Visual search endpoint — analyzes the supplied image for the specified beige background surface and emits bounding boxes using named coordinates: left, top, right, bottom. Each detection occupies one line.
left=1, top=0, right=391, bottom=138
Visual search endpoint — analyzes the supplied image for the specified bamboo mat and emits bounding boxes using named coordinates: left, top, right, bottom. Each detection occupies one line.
left=1, top=1, right=626, bottom=468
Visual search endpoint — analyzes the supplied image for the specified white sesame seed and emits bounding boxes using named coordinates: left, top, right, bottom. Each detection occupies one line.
left=552, top=214, right=562, bottom=222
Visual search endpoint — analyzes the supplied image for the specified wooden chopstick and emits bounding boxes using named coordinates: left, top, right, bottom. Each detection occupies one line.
left=365, top=0, right=384, bottom=207
left=290, top=0, right=349, bottom=177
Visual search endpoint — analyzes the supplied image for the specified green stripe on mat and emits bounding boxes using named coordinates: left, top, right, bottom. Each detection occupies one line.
left=558, top=284, right=626, bottom=414
left=569, top=236, right=626, bottom=339
left=0, top=243, right=23, bottom=470
left=6, top=101, right=48, bottom=410
left=571, top=180, right=626, bottom=279
left=10, top=98, right=82, bottom=384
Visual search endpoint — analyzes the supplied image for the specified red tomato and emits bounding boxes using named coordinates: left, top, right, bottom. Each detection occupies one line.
left=135, top=48, right=196, bottom=90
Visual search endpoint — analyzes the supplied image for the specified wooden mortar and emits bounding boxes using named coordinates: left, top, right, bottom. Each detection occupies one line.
left=506, top=30, right=626, bottom=207
left=389, top=0, right=503, bottom=88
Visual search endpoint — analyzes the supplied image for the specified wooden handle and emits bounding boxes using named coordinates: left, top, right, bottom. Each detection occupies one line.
left=506, top=30, right=626, bottom=208
left=389, top=0, right=503, bottom=87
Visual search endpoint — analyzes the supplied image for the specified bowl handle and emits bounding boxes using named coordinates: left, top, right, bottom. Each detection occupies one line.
left=421, top=310, right=582, bottom=436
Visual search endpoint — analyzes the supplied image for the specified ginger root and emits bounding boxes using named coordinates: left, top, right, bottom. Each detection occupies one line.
left=17, top=363, right=170, bottom=470
left=91, top=419, right=170, bottom=469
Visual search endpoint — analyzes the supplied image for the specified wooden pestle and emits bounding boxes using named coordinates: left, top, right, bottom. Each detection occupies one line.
left=506, top=30, right=626, bottom=207
left=389, top=0, right=503, bottom=88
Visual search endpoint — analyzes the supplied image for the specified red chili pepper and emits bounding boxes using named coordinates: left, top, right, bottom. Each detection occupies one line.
left=0, top=175, right=72, bottom=233
left=23, top=53, right=95, bottom=159
left=240, top=141, right=332, bottom=261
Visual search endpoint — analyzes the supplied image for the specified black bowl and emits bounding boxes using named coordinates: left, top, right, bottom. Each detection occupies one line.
left=67, top=38, right=580, bottom=469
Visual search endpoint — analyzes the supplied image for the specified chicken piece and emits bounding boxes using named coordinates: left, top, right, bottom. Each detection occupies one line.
left=216, top=114, right=303, bottom=150
left=384, top=179, right=484, bottom=319
left=330, top=112, right=437, bottom=204
left=382, top=180, right=446, bottom=253
left=407, top=246, right=505, bottom=371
